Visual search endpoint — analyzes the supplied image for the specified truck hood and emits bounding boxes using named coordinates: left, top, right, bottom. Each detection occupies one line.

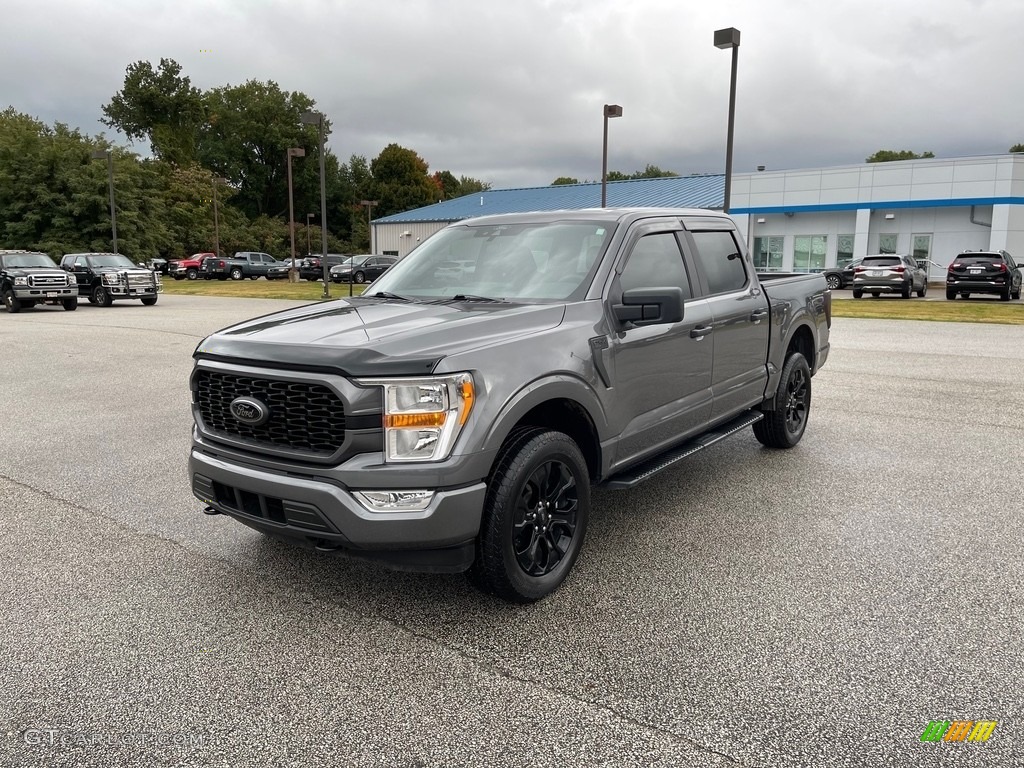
left=195, top=298, right=567, bottom=376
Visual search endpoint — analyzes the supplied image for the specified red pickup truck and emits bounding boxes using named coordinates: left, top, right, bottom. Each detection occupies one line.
left=169, top=253, right=216, bottom=280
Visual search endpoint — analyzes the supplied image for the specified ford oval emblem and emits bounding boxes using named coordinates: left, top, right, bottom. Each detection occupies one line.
left=229, top=397, right=270, bottom=426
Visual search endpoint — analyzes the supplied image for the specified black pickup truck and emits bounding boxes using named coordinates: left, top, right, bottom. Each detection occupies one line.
left=1, top=250, right=79, bottom=312
left=189, top=208, right=831, bottom=602
left=201, top=252, right=290, bottom=281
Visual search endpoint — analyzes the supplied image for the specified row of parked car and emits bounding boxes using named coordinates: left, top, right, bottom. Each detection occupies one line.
left=160, top=252, right=398, bottom=284
left=1, top=250, right=162, bottom=312
left=822, top=250, right=1023, bottom=300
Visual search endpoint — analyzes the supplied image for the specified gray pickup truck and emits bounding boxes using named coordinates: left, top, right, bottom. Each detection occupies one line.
left=189, top=208, right=831, bottom=602
left=201, top=251, right=290, bottom=281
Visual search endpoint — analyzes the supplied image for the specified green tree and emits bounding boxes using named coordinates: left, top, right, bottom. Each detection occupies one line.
left=865, top=149, right=935, bottom=162
left=1010, top=144, right=1024, bottom=153
left=101, top=58, right=206, bottom=166
left=369, top=144, right=436, bottom=216
left=551, top=177, right=580, bottom=185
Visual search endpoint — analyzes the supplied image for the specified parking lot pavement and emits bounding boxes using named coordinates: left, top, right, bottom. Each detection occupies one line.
left=2, top=295, right=1023, bottom=767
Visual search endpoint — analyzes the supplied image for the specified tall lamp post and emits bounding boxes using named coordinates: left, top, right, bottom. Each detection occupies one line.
left=601, top=104, right=623, bottom=208
left=306, top=213, right=314, bottom=255
left=714, top=27, right=741, bottom=214
left=301, top=111, right=330, bottom=298
left=91, top=150, right=118, bottom=254
left=286, top=147, right=306, bottom=282
left=211, top=177, right=227, bottom=258
left=360, top=199, right=378, bottom=253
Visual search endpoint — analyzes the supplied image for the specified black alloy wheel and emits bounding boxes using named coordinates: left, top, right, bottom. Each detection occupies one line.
left=470, top=428, right=590, bottom=602
left=753, top=352, right=812, bottom=449
left=2, top=288, right=21, bottom=313
left=92, top=284, right=113, bottom=307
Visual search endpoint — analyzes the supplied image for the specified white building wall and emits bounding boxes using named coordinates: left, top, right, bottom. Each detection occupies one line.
left=373, top=221, right=448, bottom=259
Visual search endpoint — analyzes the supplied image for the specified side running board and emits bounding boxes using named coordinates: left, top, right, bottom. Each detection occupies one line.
left=599, top=410, right=764, bottom=491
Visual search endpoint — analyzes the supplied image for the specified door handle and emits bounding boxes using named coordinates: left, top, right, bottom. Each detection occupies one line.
left=750, top=309, right=769, bottom=323
left=690, top=325, right=713, bottom=339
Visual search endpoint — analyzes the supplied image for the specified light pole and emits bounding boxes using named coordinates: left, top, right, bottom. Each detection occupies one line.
left=714, top=27, right=741, bottom=214
left=286, top=147, right=305, bottom=282
left=212, top=177, right=227, bottom=258
left=601, top=104, right=622, bottom=208
left=301, top=111, right=330, bottom=298
left=91, top=150, right=118, bottom=253
left=306, top=213, right=314, bottom=255
left=360, top=199, right=378, bottom=253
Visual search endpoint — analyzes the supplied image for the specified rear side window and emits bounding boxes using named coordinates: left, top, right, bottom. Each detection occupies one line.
left=691, top=231, right=747, bottom=294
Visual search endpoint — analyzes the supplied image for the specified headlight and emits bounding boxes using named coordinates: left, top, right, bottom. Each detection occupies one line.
left=357, top=373, right=475, bottom=462
left=66, top=274, right=76, bottom=286
left=103, top=273, right=120, bottom=285
left=13, top=277, right=27, bottom=286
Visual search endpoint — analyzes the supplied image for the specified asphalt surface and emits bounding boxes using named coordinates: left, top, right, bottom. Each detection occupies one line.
left=2, top=295, right=1022, bottom=768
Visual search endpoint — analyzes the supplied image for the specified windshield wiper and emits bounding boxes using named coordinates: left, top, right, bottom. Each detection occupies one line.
left=449, top=294, right=507, bottom=303
left=365, top=291, right=413, bottom=302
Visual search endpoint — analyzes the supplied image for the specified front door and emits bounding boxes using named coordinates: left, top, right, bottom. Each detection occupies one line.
left=605, top=224, right=714, bottom=469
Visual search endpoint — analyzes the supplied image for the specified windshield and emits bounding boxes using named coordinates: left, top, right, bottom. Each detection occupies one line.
left=1, top=253, right=58, bottom=269
left=332, top=255, right=368, bottom=269
left=369, top=220, right=612, bottom=301
left=89, top=254, right=138, bottom=268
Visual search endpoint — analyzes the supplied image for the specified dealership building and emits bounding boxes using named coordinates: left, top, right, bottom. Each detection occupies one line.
left=372, top=153, right=1024, bottom=279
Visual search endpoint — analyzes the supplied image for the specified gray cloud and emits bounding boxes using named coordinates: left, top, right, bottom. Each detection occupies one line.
left=5, top=0, right=1023, bottom=189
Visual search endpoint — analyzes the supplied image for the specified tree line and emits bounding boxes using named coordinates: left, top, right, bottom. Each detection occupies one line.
left=0, top=58, right=489, bottom=262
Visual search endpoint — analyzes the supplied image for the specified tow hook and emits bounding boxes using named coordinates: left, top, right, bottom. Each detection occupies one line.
left=202, top=505, right=221, bottom=516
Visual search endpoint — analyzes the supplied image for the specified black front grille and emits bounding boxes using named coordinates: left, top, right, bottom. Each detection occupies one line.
left=196, top=370, right=346, bottom=455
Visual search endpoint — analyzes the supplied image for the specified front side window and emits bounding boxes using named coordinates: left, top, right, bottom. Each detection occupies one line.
left=691, top=230, right=747, bottom=294
left=793, top=235, right=827, bottom=272
left=619, top=233, right=691, bottom=298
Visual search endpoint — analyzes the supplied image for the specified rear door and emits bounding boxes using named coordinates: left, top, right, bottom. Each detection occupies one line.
left=683, top=220, right=770, bottom=421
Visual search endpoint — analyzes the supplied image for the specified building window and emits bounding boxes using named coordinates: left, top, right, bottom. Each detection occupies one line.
left=878, top=233, right=897, bottom=254
left=382, top=250, right=399, bottom=257
left=793, top=235, right=827, bottom=272
left=912, top=233, right=932, bottom=278
left=836, top=234, right=854, bottom=268
left=752, top=236, right=783, bottom=271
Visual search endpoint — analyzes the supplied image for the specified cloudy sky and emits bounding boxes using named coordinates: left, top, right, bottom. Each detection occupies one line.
left=5, top=0, right=1023, bottom=189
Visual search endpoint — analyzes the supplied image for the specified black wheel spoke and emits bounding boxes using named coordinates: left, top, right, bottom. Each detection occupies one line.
left=509, top=457, right=580, bottom=578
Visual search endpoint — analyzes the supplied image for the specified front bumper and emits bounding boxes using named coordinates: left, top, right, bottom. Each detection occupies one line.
left=189, top=448, right=485, bottom=572
left=107, top=282, right=162, bottom=297
left=12, top=285, right=76, bottom=299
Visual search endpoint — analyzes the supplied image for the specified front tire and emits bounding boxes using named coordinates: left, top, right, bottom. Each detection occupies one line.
left=2, top=288, right=21, bottom=313
left=753, top=352, right=811, bottom=449
left=141, top=296, right=158, bottom=306
left=354, top=271, right=366, bottom=283
left=92, top=284, right=113, bottom=307
left=469, top=429, right=590, bottom=603
left=186, top=268, right=198, bottom=280
left=62, top=297, right=78, bottom=311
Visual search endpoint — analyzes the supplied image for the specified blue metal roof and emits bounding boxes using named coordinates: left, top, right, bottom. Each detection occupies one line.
left=374, top=175, right=725, bottom=224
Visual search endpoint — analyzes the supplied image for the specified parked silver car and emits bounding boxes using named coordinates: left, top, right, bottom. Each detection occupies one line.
left=852, top=254, right=928, bottom=298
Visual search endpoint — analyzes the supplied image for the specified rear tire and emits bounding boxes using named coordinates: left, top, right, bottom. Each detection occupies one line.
left=962, top=293, right=971, bottom=299
left=468, top=429, right=589, bottom=603
left=1013, top=287, right=1022, bottom=300
left=826, top=274, right=841, bottom=290
left=1001, top=286, right=1011, bottom=301
left=902, top=282, right=912, bottom=299
left=230, top=267, right=244, bottom=280
left=946, top=289, right=956, bottom=300
left=753, top=352, right=811, bottom=449
left=2, top=288, right=21, bottom=313
left=917, top=282, right=927, bottom=298
left=852, top=289, right=863, bottom=299
left=62, top=297, right=78, bottom=311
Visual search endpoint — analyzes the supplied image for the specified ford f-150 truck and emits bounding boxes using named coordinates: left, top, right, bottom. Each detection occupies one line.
left=189, top=208, right=831, bottom=602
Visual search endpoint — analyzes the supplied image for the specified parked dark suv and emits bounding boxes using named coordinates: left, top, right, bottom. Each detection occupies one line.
left=852, top=254, right=928, bottom=299
left=946, top=250, right=1021, bottom=301
left=299, top=254, right=353, bottom=281
left=823, top=258, right=863, bottom=290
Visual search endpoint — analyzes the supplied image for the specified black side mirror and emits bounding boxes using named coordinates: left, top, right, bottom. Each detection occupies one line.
left=613, top=287, right=684, bottom=327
